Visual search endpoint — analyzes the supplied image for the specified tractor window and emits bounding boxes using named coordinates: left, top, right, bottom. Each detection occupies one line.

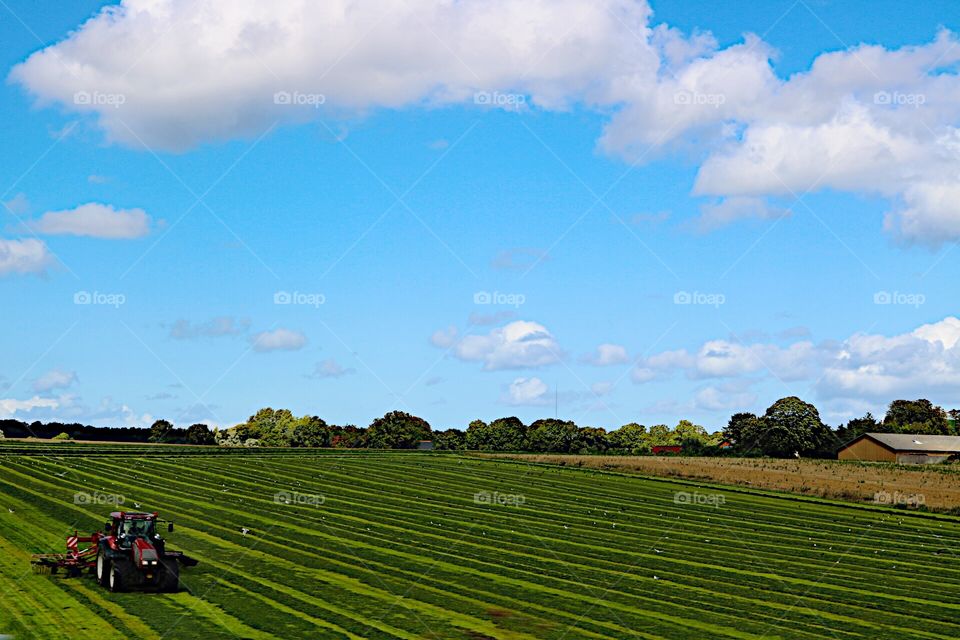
left=120, top=520, right=155, bottom=537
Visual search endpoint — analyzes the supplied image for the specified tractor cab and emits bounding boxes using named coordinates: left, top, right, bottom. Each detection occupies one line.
left=106, top=512, right=171, bottom=551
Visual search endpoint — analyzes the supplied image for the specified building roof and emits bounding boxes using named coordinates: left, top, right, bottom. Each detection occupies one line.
left=858, top=433, right=960, bottom=453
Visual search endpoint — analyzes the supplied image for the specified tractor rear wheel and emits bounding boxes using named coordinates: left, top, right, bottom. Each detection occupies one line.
left=96, top=548, right=111, bottom=587
left=159, top=557, right=180, bottom=593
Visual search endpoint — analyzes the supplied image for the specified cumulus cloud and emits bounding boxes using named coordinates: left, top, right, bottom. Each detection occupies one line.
left=430, top=326, right=459, bottom=349
left=0, top=238, right=52, bottom=276
left=9, top=0, right=657, bottom=151
left=11, top=2, right=960, bottom=242
left=3, top=193, right=30, bottom=215
left=582, top=343, right=630, bottom=366
left=33, top=369, right=78, bottom=393
left=308, top=358, right=356, bottom=379
left=170, top=316, right=249, bottom=340
left=33, top=203, right=151, bottom=239
left=591, top=381, right=614, bottom=396
left=634, top=317, right=960, bottom=417
left=448, top=320, right=562, bottom=370
left=696, top=197, right=790, bottom=232
left=0, top=396, right=59, bottom=418
left=250, top=328, right=307, bottom=352
left=504, top=377, right=550, bottom=405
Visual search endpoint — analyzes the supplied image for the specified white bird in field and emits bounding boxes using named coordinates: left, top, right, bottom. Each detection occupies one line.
left=7, top=508, right=13, bottom=513
left=134, top=503, right=141, bottom=509
left=241, top=527, right=250, bottom=536
left=793, top=451, right=800, bottom=458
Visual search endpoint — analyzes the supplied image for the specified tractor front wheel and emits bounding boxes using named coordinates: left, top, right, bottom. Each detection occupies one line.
left=96, top=548, right=110, bottom=587
left=109, top=559, right=132, bottom=593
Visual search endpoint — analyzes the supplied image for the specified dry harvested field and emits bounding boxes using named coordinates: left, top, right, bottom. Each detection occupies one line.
left=477, top=454, right=960, bottom=512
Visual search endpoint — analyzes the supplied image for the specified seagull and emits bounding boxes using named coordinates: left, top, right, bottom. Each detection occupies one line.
left=240, top=527, right=250, bottom=536
left=134, top=503, right=141, bottom=509
left=793, top=451, right=800, bottom=458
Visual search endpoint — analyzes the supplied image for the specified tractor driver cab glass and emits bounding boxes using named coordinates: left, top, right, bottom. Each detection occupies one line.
left=120, top=519, right=154, bottom=538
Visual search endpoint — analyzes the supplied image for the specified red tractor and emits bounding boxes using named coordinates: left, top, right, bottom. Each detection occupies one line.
left=32, top=511, right=197, bottom=592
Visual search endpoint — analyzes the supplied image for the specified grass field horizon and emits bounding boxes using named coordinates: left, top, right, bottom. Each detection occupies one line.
left=2, top=444, right=960, bottom=639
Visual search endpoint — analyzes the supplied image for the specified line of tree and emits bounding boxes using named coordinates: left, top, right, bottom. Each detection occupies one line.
left=2, top=397, right=956, bottom=459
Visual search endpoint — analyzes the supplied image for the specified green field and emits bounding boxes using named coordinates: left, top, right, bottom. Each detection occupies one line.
left=1, top=445, right=959, bottom=639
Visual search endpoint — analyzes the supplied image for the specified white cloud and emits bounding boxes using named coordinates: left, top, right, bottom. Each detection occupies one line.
left=591, top=381, right=614, bottom=396
left=0, top=238, right=52, bottom=276
left=170, top=317, right=249, bottom=339
left=34, top=203, right=151, bottom=239
left=696, top=197, right=790, bottom=231
left=582, top=343, right=630, bottom=366
left=504, top=377, right=549, bottom=405
left=3, top=193, right=30, bottom=215
left=33, top=369, right=78, bottom=393
left=450, top=320, right=562, bottom=370
left=634, top=317, right=960, bottom=418
left=0, top=396, right=59, bottom=418
left=250, top=328, right=307, bottom=352
left=12, top=3, right=960, bottom=242
left=430, top=326, right=459, bottom=349
left=9, top=0, right=658, bottom=151
left=309, top=358, right=356, bottom=379
left=694, top=384, right=757, bottom=412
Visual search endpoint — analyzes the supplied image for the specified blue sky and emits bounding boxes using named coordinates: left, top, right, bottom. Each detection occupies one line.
left=2, top=0, right=960, bottom=431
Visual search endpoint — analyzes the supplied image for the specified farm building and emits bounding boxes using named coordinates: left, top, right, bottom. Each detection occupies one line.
left=838, top=433, right=960, bottom=464
left=652, top=445, right=682, bottom=455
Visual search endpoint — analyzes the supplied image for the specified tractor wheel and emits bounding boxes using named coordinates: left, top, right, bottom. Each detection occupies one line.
left=159, top=557, right=180, bottom=593
left=96, top=548, right=111, bottom=587
left=109, top=559, right=132, bottom=593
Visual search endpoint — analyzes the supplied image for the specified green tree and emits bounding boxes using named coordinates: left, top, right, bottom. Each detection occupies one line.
left=723, top=412, right=757, bottom=444
left=185, top=423, right=215, bottom=445
left=527, top=419, right=579, bottom=453
left=148, top=419, right=174, bottom=443
left=486, top=417, right=528, bottom=451
left=367, top=411, right=431, bottom=449
left=883, top=399, right=950, bottom=435
left=52, top=431, right=71, bottom=441
left=646, top=424, right=674, bottom=446
left=574, top=427, right=608, bottom=453
left=290, top=416, right=329, bottom=447
left=464, top=419, right=490, bottom=450
left=673, top=419, right=707, bottom=441
left=434, top=428, right=466, bottom=450
left=752, top=396, right=829, bottom=458
left=607, top=423, right=648, bottom=453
